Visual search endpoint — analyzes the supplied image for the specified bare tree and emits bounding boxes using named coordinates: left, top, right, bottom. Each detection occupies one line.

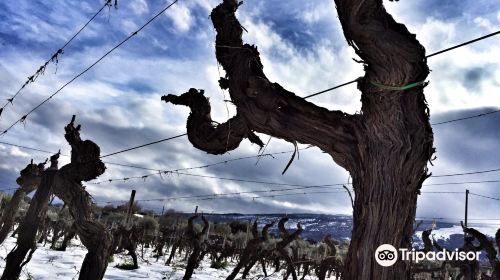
left=111, top=225, right=140, bottom=269
left=55, top=222, right=77, bottom=251
left=1, top=154, right=58, bottom=280
left=462, top=224, right=500, bottom=279
left=276, top=217, right=303, bottom=280
left=316, top=235, right=342, bottom=280
left=0, top=159, right=45, bottom=244
left=52, top=115, right=111, bottom=280
left=2, top=116, right=110, bottom=280
left=163, top=0, right=434, bottom=278
left=240, top=220, right=275, bottom=279
left=416, top=224, right=500, bottom=279
left=226, top=219, right=267, bottom=280
left=183, top=214, right=209, bottom=280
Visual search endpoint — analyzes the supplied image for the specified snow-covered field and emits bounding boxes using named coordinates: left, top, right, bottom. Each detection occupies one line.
left=5, top=224, right=493, bottom=279
left=432, top=225, right=498, bottom=240
left=0, top=235, right=334, bottom=280
left=414, top=224, right=499, bottom=246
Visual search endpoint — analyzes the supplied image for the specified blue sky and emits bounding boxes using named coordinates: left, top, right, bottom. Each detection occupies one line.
left=0, top=0, right=499, bottom=223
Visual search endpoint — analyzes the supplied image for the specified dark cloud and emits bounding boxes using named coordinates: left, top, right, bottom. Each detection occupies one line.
left=461, top=65, right=496, bottom=93
left=241, top=0, right=342, bottom=51
left=399, top=0, right=497, bottom=21
left=419, top=107, right=500, bottom=218
left=430, top=107, right=500, bottom=169
left=0, top=166, right=20, bottom=189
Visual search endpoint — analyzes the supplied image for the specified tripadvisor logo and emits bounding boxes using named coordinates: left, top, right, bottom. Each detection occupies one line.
left=374, top=244, right=480, bottom=267
left=375, top=244, right=398, bottom=267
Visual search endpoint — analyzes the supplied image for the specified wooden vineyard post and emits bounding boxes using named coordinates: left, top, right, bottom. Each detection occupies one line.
left=205, top=221, right=210, bottom=241
left=244, top=220, right=250, bottom=247
left=124, top=190, right=136, bottom=228
left=465, top=189, right=469, bottom=227
left=117, top=190, right=136, bottom=255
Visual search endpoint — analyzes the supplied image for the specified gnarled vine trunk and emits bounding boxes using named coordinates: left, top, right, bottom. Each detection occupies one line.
left=335, top=0, right=433, bottom=278
left=56, top=222, right=77, bottom=251
left=163, top=0, right=434, bottom=279
left=3, top=116, right=111, bottom=280
left=183, top=214, right=209, bottom=280
left=0, top=160, right=44, bottom=245
left=276, top=218, right=303, bottom=280
left=226, top=220, right=262, bottom=280
left=1, top=166, right=56, bottom=280
left=111, top=225, right=140, bottom=269
left=0, top=190, right=26, bottom=245
left=53, top=116, right=111, bottom=280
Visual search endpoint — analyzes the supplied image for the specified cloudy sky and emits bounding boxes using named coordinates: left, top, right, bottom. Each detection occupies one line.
left=0, top=0, right=499, bottom=222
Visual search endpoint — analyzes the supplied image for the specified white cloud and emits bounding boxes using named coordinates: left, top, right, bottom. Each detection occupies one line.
left=129, top=0, right=149, bottom=15
left=165, top=3, right=193, bottom=33
left=473, top=17, right=494, bottom=31
left=121, top=19, right=138, bottom=33
left=300, top=2, right=336, bottom=24
left=9, top=147, right=30, bottom=158
left=417, top=17, right=456, bottom=53
left=0, top=0, right=499, bottom=216
left=240, top=14, right=363, bottom=114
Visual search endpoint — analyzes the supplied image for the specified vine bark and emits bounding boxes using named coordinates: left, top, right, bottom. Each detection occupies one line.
left=52, top=115, right=111, bottom=280
left=0, top=160, right=45, bottom=245
left=163, top=0, right=434, bottom=278
left=1, top=155, right=58, bottom=280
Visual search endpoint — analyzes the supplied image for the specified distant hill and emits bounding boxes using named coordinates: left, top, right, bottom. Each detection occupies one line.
left=197, top=213, right=498, bottom=261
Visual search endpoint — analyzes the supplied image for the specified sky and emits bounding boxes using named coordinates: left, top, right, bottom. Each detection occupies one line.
left=0, top=0, right=499, bottom=222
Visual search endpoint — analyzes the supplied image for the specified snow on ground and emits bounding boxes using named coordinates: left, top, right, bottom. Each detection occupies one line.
left=414, top=225, right=499, bottom=244
left=0, top=235, right=335, bottom=279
